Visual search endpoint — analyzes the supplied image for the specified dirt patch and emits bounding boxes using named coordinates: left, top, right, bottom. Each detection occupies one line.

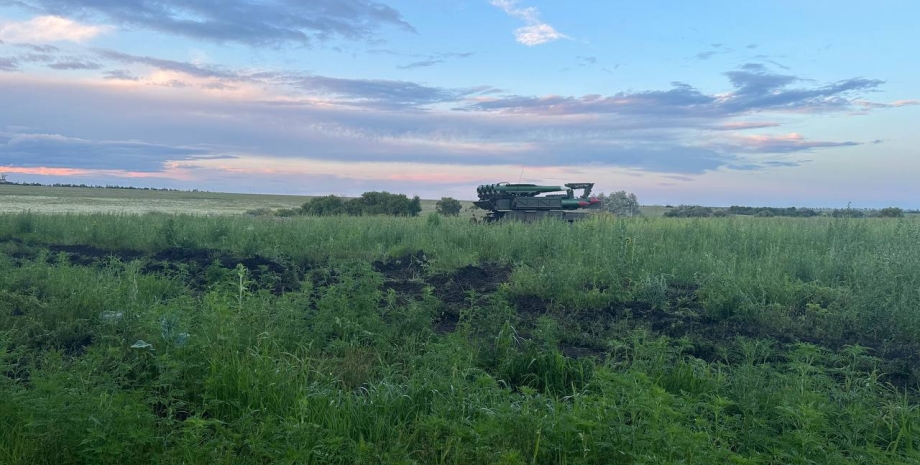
left=144, top=247, right=306, bottom=295
left=373, top=253, right=512, bottom=333
left=425, top=263, right=512, bottom=333
left=4, top=241, right=307, bottom=295
left=373, top=250, right=428, bottom=281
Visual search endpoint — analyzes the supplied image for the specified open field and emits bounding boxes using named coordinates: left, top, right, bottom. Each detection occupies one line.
left=0, top=185, right=475, bottom=216
left=2, top=211, right=920, bottom=464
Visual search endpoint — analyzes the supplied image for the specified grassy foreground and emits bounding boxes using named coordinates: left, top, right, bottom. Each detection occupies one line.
left=2, top=212, right=920, bottom=464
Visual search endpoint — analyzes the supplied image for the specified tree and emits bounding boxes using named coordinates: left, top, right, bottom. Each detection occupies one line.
left=877, top=207, right=904, bottom=218
left=436, top=197, right=462, bottom=216
left=302, top=195, right=346, bottom=216
left=596, top=191, right=641, bottom=217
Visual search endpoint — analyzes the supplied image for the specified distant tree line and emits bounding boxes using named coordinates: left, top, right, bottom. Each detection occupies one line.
left=725, top=206, right=821, bottom=217
left=1, top=180, right=198, bottom=192
left=270, top=191, right=423, bottom=217
left=664, top=205, right=908, bottom=218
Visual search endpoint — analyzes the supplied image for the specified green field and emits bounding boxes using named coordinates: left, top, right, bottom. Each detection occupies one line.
left=2, top=209, right=920, bottom=464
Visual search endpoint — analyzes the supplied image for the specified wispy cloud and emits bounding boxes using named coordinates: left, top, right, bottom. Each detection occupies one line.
left=397, top=52, right=474, bottom=70
left=103, top=69, right=138, bottom=81
left=716, top=133, right=860, bottom=153
left=0, top=16, right=110, bottom=43
left=468, top=64, right=887, bottom=117
left=489, top=0, right=568, bottom=46
left=0, top=56, right=17, bottom=71
left=9, top=0, right=415, bottom=47
left=713, top=122, right=782, bottom=131
left=47, top=60, right=101, bottom=70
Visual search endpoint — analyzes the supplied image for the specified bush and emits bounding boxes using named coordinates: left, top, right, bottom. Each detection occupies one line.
left=877, top=207, right=904, bottom=218
left=595, top=191, right=641, bottom=217
left=300, top=192, right=422, bottom=217
left=436, top=197, right=463, bottom=216
left=302, top=195, right=347, bottom=216
left=664, top=205, right=713, bottom=218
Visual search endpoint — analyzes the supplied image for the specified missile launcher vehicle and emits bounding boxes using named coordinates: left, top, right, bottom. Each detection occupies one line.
left=472, top=182, right=602, bottom=223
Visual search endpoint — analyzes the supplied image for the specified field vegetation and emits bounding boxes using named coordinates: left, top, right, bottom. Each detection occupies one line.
left=2, top=211, right=920, bottom=464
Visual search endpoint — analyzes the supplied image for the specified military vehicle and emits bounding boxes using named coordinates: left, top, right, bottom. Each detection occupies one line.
left=472, top=182, right=602, bottom=223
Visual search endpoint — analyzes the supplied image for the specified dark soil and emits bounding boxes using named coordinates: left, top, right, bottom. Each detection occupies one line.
left=373, top=252, right=512, bottom=333
left=143, top=247, right=305, bottom=295
left=0, top=240, right=307, bottom=295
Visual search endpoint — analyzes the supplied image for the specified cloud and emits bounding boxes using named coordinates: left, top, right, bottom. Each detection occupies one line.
left=47, top=60, right=102, bottom=70
left=284, top=75, right=497, bottom=109
left=9, top=0, right=415, bottom=47
left=716, top=133, right=860, bottom=154
left=103, top=69, right=138, bottom=81
left=465, top=65, right=887, bottom=118
left=713, top=122, right=782, bottom=131
left=0, top=16, right=109, bottom=43
left=96, top=49, right=241, bottom=79
left=397, top=52, right=474, bottom=70
left=695, top=51, right=717, bottom=60
left=489, top=0, right=568, bottom=46
left=0, top=56, right=17, bottom=71
left=13, top=43, right=60, bottom=53
left=855, top=99, right=920, bottom=109
left=0, top=131, right=227, bottom=171
left=0, top=52, right=913, bottom=189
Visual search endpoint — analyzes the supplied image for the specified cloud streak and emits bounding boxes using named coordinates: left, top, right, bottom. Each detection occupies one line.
left=489, top=0, right=568, bottom=46
left=0, top=16, right=109, bottom=43
left=6, top=0, right=415, bottom=47
left=397, top=52, right=474, bottom=69
left=466, top=64, right=887, bottom=118
left=0, top=131, right=227, bottom=172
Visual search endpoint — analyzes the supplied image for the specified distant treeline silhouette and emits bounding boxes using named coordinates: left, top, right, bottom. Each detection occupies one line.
left=0, top=181, right=203, bottom=192
left=664, top=205, right=914, bottom=218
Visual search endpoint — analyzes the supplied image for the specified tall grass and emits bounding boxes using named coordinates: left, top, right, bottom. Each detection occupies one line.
left=1, top=212, right=919, bottom=464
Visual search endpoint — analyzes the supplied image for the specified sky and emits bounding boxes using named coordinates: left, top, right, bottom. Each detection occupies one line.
left=0, top=0, right=918, bottom=207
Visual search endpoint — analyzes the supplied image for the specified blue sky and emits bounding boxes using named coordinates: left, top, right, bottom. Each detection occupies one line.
left=0, top=0, right=917, bottom=207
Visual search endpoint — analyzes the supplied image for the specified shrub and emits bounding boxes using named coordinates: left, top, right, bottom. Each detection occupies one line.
left=436, top=197, right=463, bottom=216
left=595, top=191, right=641, bottom=217
left=877, top=207, right=904, bottom=218
left=302, top=195, right=347, bottom=216
left=664, top=205, right=713, bottom=217
left=300, top=192, right=422, bottom=217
